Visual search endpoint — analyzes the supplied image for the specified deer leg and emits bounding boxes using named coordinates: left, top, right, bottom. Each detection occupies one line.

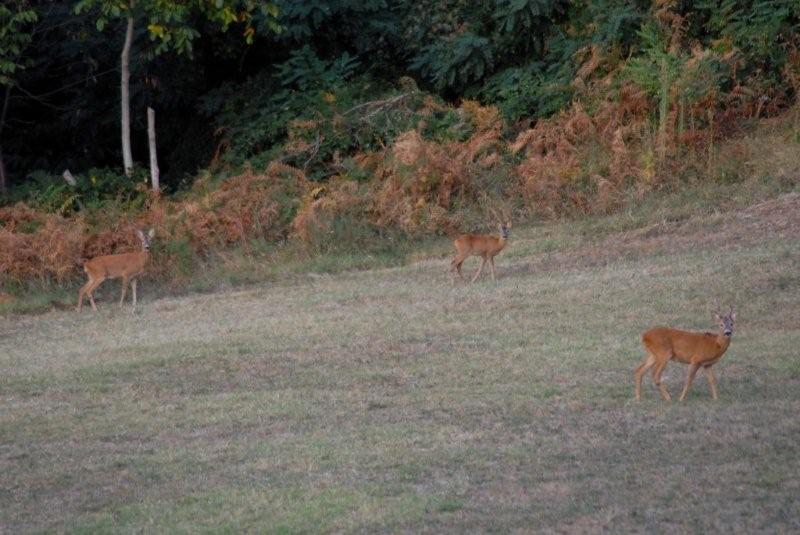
left=634, top=353, right=656, bottom=400
left=450, top=256, right=466, bottom=281
left=77, top=278, right=93, bottom=312
left=471, top=258, right=487, bottom=283
left=490, top=256, right=497, bottom=281
left=704, top=366, right=719, bottom=400
left=86, top=278, right=103, bottom=311
left=652, top=359, right=672, bottom=401
left=679, top=363, right=701, bottom=401
left=131, top=279, right=138, bottom=308
left=450, top=264, right=459, bottom=286
left=119, top=276, right=129, bottom=307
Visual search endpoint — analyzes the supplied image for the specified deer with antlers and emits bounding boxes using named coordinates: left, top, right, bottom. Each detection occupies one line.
left=449, top=221, right=512, bottom=283
left=77, top=229, right=155, bottom=312
left=634, top=306, right=736, bottom=401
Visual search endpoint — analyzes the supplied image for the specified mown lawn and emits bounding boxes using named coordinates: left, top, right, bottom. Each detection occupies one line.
left=2, top=194, right=799, bottom=533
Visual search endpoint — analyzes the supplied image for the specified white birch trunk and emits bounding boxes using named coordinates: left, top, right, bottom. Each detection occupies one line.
left=0, top=85, right=10, bottom=194
left=120, top=0, right=135, bottom=176
left=62, top=170, right=77, bottom=186
left=147, top=107, right=159, bottom=192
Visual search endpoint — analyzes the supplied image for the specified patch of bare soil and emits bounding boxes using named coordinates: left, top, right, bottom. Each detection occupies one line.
left=512, top=193, right=800, bottom=275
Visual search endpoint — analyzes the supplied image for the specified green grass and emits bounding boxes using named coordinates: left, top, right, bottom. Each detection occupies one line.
left=1, top=192, right=799, bottom=532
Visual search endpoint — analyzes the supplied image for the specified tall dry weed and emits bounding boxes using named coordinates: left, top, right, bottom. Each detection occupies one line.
left=2, top=88, right=797, bottom=287
left=512, top=84, right=664, bottom=216
left=0, top=206, right=86, bottom=282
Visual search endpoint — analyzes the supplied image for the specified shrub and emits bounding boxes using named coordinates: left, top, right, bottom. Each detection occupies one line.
left=10, top=168, right=149, bottom=216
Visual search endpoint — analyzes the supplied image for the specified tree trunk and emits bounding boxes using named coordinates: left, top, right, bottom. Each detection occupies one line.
left=120, top=0, right=136, bottom=176
left=147, top=107, right=159, bottom=192
left=657, top=57, right=669, bottom=161
left=0, top=85, right=11, bottom=195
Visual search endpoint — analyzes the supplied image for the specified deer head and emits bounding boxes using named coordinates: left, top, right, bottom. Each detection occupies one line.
left=715, top=305, right=736, bottom=337
left=136, top=228, right=155, bottom=251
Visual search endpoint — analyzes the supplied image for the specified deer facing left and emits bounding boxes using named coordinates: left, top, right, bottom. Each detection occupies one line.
left=77, top=229, right=155, bottom=312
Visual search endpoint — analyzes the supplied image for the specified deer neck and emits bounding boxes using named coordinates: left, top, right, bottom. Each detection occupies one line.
left=715, top=331, right=732, bottom=354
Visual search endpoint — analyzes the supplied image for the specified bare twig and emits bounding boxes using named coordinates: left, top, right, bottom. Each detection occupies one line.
left=302, top=132, right=324, bottom=171
left=342, top=92, right=415, bottom=121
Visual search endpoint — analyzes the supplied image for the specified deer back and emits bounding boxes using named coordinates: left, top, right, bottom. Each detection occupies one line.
left=643, top=327, right=731, bottom=365
left=84, top=251, right=149, bottom=279
left=454, top=234, right=506, bottom=257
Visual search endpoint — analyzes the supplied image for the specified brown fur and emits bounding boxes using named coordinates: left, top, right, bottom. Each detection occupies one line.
left=634, top=309, right=736, bottom=401
left=449, top=223, right=511, bottom=283
left=76, top=229, right=153, bottom=312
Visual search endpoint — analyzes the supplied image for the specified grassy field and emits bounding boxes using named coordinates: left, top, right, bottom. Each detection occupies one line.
left=2, top=192, right=799, bottom=533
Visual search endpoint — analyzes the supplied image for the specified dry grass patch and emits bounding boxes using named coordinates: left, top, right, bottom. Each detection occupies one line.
left=1, top=194, right=799, bottom=532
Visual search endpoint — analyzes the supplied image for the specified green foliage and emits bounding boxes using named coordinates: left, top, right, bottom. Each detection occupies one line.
left=201, top=48, right=366, bottom=173
left=406, top=0, right=569, bottom=94
left=696, top=0, right=800, bottom=72
left=624, top=22, right=682, bottom=99
left=493, top=0, right=568, bottom=55
left=74, top=0, right=281, bottom=55
left=686, top=0, right=800, bottom=107
left=0, top=0, right=37, bottom=86
left=411, top=33, right=494, bottom=92
left=420, top=108, right=473, bottom=142
left=479, top=31, right=578, bottom=121
left=204, top=68, right=476, bottom=180
left=477, top=0, right=648, bottom=121
left=278, top=0, right=389, bottom=44
left=275, top=45, right=360, bottom=89
left=204, top=38, right=476, bottom=179
left=625, top=19, right=732, bottom=131
left=161, top=236, right=197, bottom=278
left=11, top=168, right=149, bottom=215
left=3, top=0, right=800, bottom=203
left=581, top=0, right=648, bottom=49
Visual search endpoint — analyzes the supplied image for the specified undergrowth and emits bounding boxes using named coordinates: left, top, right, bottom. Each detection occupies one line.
left=2, top=65, right=799, bottom=307
left=2, top=163, right=796, bottom=316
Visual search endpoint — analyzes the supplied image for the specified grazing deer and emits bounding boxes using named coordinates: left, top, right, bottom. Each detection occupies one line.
left=77, top=229, right=155, bottom=312
left=634, top=306, right=736, bottom=401
left=449, top=222, right=511, bottom=283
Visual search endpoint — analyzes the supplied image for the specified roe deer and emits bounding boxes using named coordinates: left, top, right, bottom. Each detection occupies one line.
left=634, top=306, right=736, bottom=401
left=77, top=229, right=154, bottom=312
left=449, top=222, right=511, bottom=283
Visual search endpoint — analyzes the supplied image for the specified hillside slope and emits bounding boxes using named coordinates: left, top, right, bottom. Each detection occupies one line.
left=1, top=194, right=799, bottom=532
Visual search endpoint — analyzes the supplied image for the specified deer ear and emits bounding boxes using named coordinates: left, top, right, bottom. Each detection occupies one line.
left=730, top=312, right=736, bottom=321
left=136, top=229, right=145, bottom=240
left=148, top=228, right=155, bottom=238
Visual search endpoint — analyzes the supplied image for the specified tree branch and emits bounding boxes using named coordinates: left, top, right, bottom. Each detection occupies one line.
left=342, top=91, right=415, bottom=120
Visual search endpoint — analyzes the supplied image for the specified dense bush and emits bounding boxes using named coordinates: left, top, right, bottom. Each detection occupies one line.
left=9, top=168, right=149, bottom=215
left=4, top=0, right=799, bottom=186
left=2, top=0, right=800, bottom=293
